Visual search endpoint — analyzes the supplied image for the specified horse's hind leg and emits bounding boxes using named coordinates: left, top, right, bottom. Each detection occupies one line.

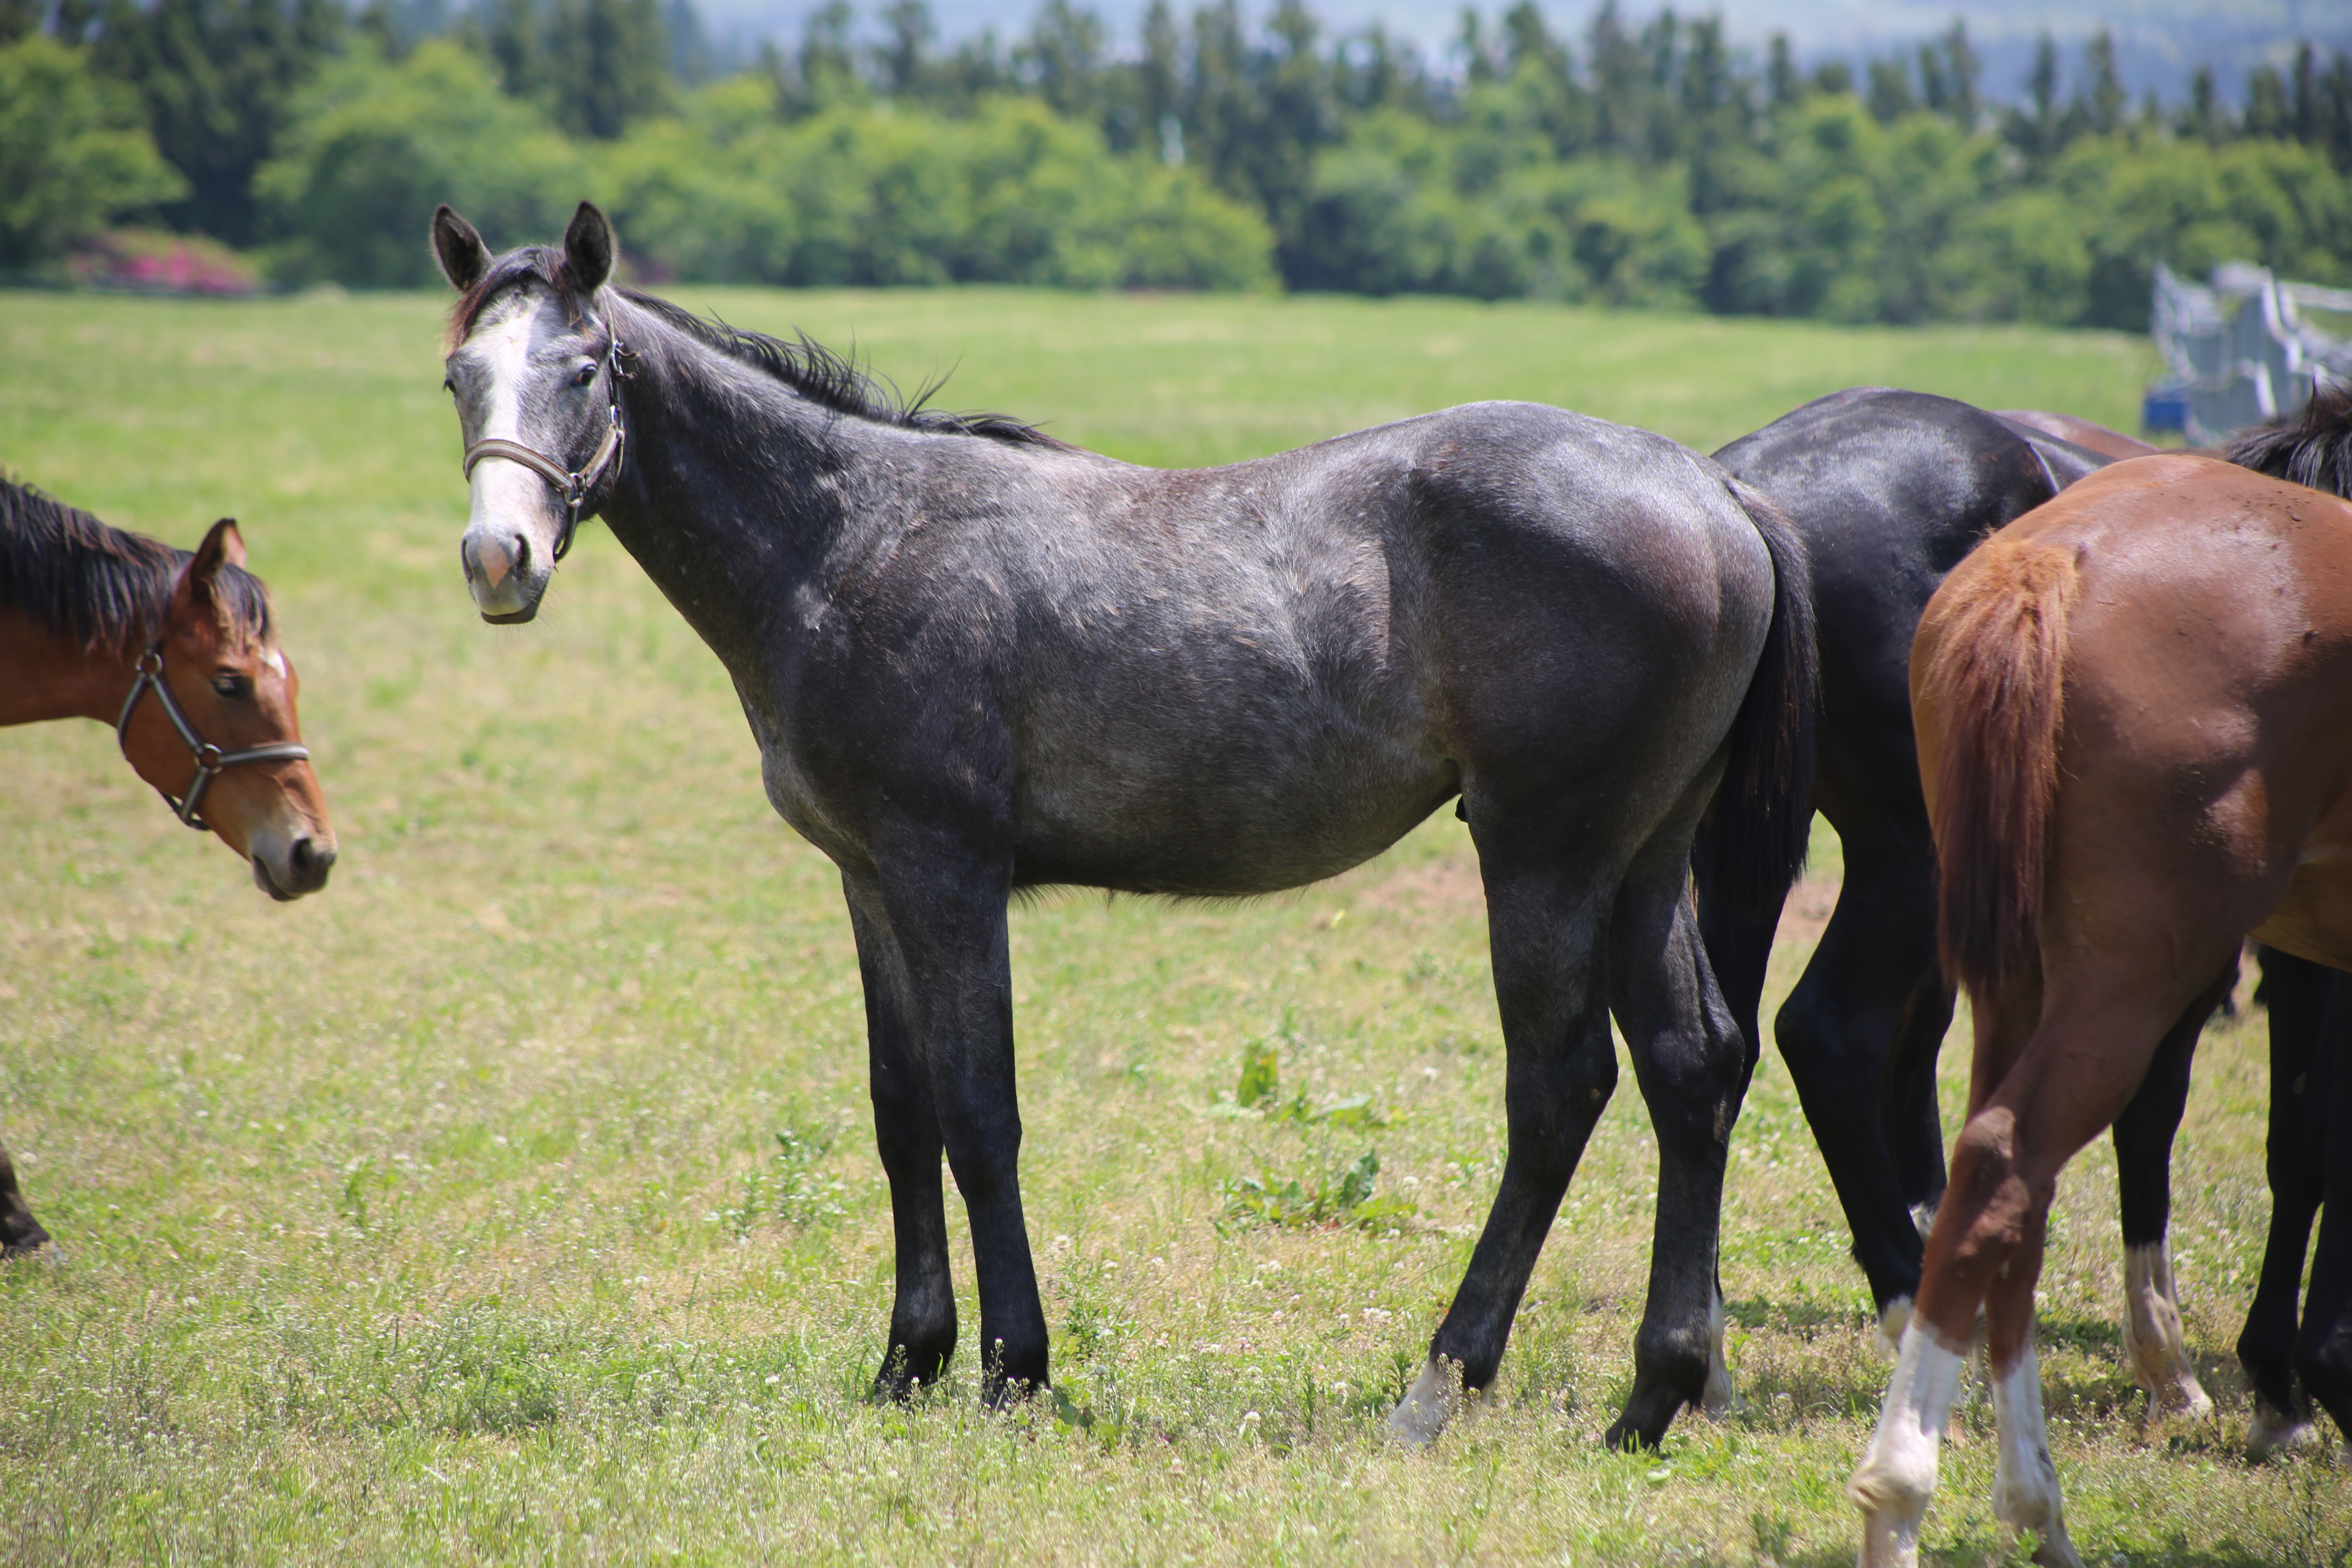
left=1606, top=805, right=1753, bottom=1448
left=843, top=872, right=958, bottom=1397
left=1771, top=807, right=1949, bottom=1340
left=2241, top=949, right=2336, bottom=1454
left=0, top=1138, right=48, bottom=1257
left=1985, top=1233, right=2083, bottom=1568
left=2109, top=960, right=2233, bottom=1422
left=1389, top=821, right=1623, bottom=1448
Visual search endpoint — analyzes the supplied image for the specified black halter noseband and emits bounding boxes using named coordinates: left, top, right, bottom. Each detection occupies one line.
left=460, top=332, right=633, bottom=563
left=117, top=645, right=311, bottom=831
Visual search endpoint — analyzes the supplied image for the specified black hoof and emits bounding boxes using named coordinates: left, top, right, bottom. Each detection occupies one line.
left=979, top=1338, right=1050, bottom=1409
left=869, top=1340, right=952, bottom=1403
left=1603, top=1384, right=1688, bottom=1450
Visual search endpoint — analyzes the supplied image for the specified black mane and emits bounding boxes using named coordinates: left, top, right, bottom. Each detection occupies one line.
left=449, top=246, right=1067, bottom=450
left=2227, top=380, right=2352, bottom=499
left=0, top=477, right=272, bottom=654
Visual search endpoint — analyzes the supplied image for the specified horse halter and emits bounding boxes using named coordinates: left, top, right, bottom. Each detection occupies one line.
left=117, top=646, right=311, bottom=831
left=460, top=332, right=633, bottom=563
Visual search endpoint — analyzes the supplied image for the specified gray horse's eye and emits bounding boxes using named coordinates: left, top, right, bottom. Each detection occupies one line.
left=574, top=362, right=598, bottom=387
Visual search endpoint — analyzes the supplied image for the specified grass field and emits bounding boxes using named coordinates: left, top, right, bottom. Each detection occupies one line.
left=1, top=286, right=2339, bottom=1566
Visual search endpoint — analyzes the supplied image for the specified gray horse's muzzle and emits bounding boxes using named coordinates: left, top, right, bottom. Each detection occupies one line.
left=461, top=524, right=548, bottom=623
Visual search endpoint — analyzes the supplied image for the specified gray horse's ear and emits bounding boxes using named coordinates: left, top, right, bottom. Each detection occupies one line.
left=432, top=205, right=491, bottom=292
left=563, top=202, right=616, bottom=293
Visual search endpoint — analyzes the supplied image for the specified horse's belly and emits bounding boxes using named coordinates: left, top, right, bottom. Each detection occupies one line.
left=1013, top=745, right=1459, bottom=898
left=2252, top=818, right=2352, bottom=973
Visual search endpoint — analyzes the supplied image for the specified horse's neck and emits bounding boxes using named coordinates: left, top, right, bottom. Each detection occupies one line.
left=0, top=610, right=135, bottom=727
left=599, top=317, right=872, bottom=654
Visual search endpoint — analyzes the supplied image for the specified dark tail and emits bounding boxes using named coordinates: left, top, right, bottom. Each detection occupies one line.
left=1918, top=533, right=2078, bottom=998
left=1692, top=479, right=1819, bottom=920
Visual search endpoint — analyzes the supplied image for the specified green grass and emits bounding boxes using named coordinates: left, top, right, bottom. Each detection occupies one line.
left=1, top=287, right=2336, bottom=1566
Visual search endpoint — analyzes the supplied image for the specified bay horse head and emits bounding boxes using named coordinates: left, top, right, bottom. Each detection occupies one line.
left=118, top=517, right=336, bottom=899
left=432, top=203, right=627, bottom=624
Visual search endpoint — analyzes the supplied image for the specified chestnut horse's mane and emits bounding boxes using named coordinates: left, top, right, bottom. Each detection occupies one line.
left=0, top=476, right=272, bottom=656
left=2227, top=380, right=2352, bottom=498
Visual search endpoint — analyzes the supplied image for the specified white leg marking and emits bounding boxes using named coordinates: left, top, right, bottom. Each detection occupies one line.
left=1702, top=1285, right=1738, bottom=1416
left=1849, top=1322, right=1967, bottom=1568
left=1387, top=1357, right=1461, bottom=1449
left=1875, top=1295, right=1914, bottom=1361
left=2245, top=1396, right=2317, bottom=1459
left=1990, top=1339, right=2085, bottom=1568
left=2118, top=1240, right=2212, bottom=1421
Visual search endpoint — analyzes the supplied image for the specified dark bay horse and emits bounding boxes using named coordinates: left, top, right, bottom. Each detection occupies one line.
left=0, top=478, right=336, bottom=1254
left=430, top=202, right=1816, bottom=1447
left=1699, top=390, right=2113, bottom=1329
left=1853, top=425, right=2352, bottom=1564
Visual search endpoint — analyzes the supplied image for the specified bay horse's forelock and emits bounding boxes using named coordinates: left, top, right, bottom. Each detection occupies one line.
left=1918, top=532, right=2078, bottom=999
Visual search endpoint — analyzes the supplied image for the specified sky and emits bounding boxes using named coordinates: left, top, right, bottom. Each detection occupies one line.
left=687, top=0, right=2348, bottom=105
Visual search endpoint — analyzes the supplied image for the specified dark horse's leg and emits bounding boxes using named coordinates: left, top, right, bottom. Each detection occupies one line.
left=2293, top=972, right=2352, bottom=1455
left=1388, top=796, right=1628, bottom=1445
left=843, top=873, right=958, bottom=1396
left=0, top=1139, right=49, bottom=1256
left=1767, top=804, right=1952, bottom=1334
left=854, top=837, right=1047, bottom=1403
left=1606, top=797, right=1754, bottom=1447
left=1393, top=776, right=1745, bottom=1450
left=2107, top=960, right=2234, bottom=1421
left=2243, top=948, right=2339, bottom=1453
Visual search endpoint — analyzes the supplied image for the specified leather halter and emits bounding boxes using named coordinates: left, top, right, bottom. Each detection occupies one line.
left=117, top=645, right=311, bottom=831
left=461, top=333, right=632, bottom=563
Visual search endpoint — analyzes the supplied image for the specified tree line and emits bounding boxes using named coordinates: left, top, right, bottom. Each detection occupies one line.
left=4, top=0, right=2350, bottom=326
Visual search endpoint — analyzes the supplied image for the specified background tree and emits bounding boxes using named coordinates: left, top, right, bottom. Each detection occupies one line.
left=85, top=0, right=343, bottom=245
left=0, top=33, right=185, bottom=268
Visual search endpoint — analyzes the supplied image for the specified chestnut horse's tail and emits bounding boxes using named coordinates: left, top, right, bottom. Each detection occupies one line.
left=1920, top=535, right=2081, bottom=998
left=1692, top=478, right=1819, bottom=919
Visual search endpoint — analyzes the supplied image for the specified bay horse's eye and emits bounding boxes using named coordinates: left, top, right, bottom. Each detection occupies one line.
left=212, top=675, right=252, bottom=702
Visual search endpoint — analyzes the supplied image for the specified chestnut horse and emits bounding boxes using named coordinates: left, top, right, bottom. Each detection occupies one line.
left=0, top=478, right=336, bottom=1255
left=1852, top=419, right=2352, bottom=1562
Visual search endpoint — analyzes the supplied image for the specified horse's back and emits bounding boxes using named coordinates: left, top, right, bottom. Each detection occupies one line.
left=1938, top=456, right=2352, bottom=971
left=911, top=403, right=1784, bottom=897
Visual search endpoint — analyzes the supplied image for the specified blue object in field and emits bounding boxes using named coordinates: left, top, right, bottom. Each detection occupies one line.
left=2143, top=381, right=2190, bottom=434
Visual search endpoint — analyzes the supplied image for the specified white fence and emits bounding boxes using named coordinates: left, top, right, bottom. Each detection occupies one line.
left=2148, top=262, right=2352, bottom=443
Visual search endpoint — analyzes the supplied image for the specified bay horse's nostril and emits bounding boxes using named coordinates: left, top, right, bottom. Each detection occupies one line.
left=290, top=835, right=335, bottom=889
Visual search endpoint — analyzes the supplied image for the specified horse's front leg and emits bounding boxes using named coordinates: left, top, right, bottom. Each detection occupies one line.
left=2240, top=947, right=2335, bottom=1454
left=2109, top=962, right=2232, bottom=1423
left=843, top=873, right=958, bottom=1396
left=869, top=840, right=1047, bottom=1403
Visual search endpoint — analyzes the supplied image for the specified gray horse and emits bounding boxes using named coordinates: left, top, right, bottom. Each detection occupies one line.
left=430, top=202, right=1814, bottom=1448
